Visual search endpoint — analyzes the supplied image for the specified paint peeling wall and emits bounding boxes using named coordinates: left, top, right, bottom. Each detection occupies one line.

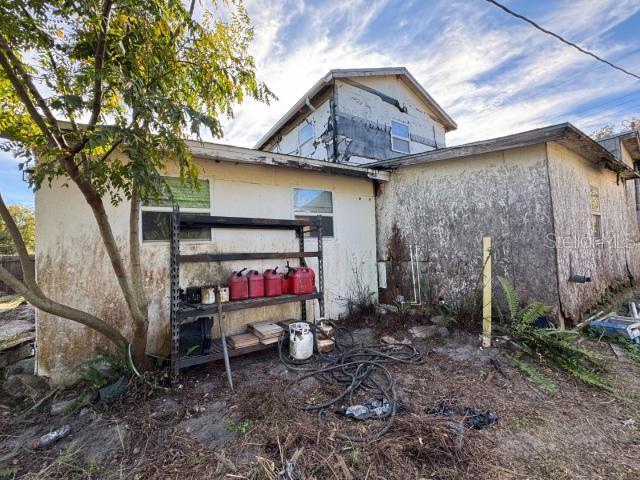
left=264, top=98, right=332, bottom=160
left=546, top=141, right=640, bottom=321
left=35, top=159, right=377, bottom=383
left=375, top=144, right=559, bottom=311
left=263, top=75, right=447, bottom=165
left=334, top=77, right=446, bottom=164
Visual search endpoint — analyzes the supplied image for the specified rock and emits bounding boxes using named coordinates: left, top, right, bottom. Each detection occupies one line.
left=408, top=325, right=449, bottom=339
left=431, top=315, right=451, bottom=327
left=4, top=356, right=35, bottom=377
left=3, top=373, right=50, bottom=402
left=51, top=399, right=76, bottom=416
left=378, top=304, right=399, bottom=314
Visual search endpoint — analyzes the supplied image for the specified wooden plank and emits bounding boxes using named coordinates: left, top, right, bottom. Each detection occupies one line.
left=177, top=292, right=320, bottom=321
left=482, top=236, right=492, bottom=348
left=248, top=322, right=283, bottom=339
left=0, top=319, right=35, bottom=352
left=179, top=251, right=321, bottom=263
left=229, top=333, right=260, bottom=348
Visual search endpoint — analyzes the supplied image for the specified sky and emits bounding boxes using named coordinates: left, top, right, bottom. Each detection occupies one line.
left=1, top=0, right=639, bottom=206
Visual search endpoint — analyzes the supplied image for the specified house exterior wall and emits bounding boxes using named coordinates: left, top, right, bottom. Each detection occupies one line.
left=263, top=75, right=446, bottom=165
left=375, top=144, right=559, bottom=311
left=263, top=98, right=332, bottom=160
left=546, top=141, right=640, bottom=321
left=35, top=158, right=378, bottom=383
left=334, top=77, right=446, bottom=165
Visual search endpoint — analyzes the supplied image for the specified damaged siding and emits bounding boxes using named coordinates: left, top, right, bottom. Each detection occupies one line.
left=375, top=144, right=558, bottom=311
left=36, top=159, right=377, bottom=383
left=546, top=142, right=640, bottom=321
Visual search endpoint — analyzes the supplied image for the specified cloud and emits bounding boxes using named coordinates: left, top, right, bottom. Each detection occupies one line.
left=220, top=0, right=640, bottom=148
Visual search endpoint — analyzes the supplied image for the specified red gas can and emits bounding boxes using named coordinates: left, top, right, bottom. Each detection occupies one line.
left=247, top=269, right=265, bottom=298
left=264, top=267, right=283, bottom=297
left=290, top=266, right=315, bottom=295
left=228, top=268, right=248, bottom=301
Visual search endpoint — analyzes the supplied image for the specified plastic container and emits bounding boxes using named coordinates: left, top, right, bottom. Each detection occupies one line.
left=247, top=269, right=265, bottom=298
left=228, top=268, right=248, bottom=301
left=290, top=266, right=315, bottom=295
left=282, top=264, right=295, bottom=294
left=264, top=267, right=283, bottom=297
left=289, top=322, right=313, bottom=360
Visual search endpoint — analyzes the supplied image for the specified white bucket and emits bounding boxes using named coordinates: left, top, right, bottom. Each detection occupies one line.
left=289, top=322, right=313, bottom=360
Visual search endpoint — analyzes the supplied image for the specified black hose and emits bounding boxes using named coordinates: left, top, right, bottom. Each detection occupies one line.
left=279, top=321, right=423, bottom=442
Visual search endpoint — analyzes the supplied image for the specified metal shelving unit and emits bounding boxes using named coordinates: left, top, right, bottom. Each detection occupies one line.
left=169, top=211, right=324, bottom=380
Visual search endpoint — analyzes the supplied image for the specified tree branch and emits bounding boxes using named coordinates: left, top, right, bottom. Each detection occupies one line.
left=0, top=265, right=128, bottom=349
left=86, top=0, right=114, bottom=131
left=0, top=192, right=41, bottom=295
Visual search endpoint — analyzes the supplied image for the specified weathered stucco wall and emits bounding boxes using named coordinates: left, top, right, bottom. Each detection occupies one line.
left=546, top=141, right=640, bottom=321
left=35, top=159, right=377, bottom=383
left=375, top=144, right=559, bottom=311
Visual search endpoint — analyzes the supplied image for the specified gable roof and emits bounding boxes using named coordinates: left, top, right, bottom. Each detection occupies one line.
left=254, top=67, right=457, bottom=150
left=369, top=123, right=638, bottom=179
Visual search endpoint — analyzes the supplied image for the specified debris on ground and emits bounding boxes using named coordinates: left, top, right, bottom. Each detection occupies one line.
left=31, top=424, right=71, bottom=449
left=98, top=375, right=128, bottom=402
left=426, top=401, right=498, bottom=430
left=336, top=398, right=406, bottom=420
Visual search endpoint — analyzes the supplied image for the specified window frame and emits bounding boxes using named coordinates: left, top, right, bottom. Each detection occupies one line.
left=292, top=187, right=335, bottom=239
left=390, top=119, right=411, bottom=154
left=140, top=179, right=213, bottom=244
left=590, top=186, right=603, bottom=243
left=297, top=121, right=315, bottom=156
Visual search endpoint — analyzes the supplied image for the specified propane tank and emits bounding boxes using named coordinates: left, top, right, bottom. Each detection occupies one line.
left=289, top=322, right=313, bottom=360
left=228, top=268, right=248, bottom=301
left=263, top=267, right=283, bottom=297
left=247, top=269, right=265, bottom=298
left=290, top=266, right=315, bottom=295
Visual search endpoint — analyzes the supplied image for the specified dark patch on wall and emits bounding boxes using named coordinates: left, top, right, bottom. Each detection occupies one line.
left=335, top=112, right=404, bottom=163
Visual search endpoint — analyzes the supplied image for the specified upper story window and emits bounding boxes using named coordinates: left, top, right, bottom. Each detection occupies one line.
left=590, top=186, right=602, bottom=242
left=390, top=120, right=410, bottom=154
left=298, top=122, right=315, bottom=156
left=141, top=177, right=211, bottom=242
left=293, top=188, right=334, bottom=237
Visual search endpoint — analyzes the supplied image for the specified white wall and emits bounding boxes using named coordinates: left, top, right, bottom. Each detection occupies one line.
left=35, top=157, right=378, bottom=383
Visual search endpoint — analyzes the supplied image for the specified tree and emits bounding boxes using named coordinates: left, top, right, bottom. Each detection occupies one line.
left=0, top=0, right=273, bottom=367
left=0, top=204, right=34, bottom=255
left=591, top=117, right=640, bottom=139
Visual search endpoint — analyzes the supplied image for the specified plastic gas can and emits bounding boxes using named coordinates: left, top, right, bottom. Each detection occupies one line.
left=228, top=268, right=248, bottom=301
left=247, top=269, right=265, bottom=298
left=264, top=267, right=283, bottom=297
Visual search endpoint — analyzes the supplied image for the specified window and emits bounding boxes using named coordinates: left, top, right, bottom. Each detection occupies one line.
left=297, top=122, right=315, bottom=156
left=141, top=177, right=211, bottom=242
left=390, top=120, right=410, bottom=154
left=590, top=186, right=602, bottom=241
left=293, top=188, right=334, bottom=237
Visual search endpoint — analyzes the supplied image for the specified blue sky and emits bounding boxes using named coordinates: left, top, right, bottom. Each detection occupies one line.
left=2, top=0, right=639, bottom=206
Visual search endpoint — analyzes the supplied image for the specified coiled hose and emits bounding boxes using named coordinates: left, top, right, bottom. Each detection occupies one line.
left=279, top=320, right=423, bottom=442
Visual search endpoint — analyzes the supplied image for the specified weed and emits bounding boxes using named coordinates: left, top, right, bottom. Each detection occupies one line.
left=585, top=327, right=640, bottom=362
left=0, top=468, right=18, bottom=480
left=226, top=418, right=252, bottom=435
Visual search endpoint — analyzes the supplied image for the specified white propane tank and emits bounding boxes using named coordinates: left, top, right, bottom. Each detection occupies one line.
left=289, top=322, right=313, bottom=360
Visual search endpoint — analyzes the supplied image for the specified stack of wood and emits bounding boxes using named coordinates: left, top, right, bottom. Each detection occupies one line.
left=228, top=333, right=260, bottom=349
left=248, top=322, right=284, bottom=345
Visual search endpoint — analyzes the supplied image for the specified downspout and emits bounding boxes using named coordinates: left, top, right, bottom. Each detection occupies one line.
left=330, top=82, right=338, bottom=163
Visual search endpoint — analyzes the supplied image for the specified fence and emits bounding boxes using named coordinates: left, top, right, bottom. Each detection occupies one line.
left=0, top=255, right=34, bottom=295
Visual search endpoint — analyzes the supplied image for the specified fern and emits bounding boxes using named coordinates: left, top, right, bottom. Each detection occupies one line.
left=498, top=276, right=519, bottom=320
left=521, top=302, right=550, bottom=326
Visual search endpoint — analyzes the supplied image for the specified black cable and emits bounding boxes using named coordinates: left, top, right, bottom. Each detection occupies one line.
left=279, top=321, right=423, bottom=442
left=485, top=0, right=640, bottom=82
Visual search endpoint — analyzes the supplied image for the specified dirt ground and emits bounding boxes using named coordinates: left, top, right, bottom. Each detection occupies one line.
left=1, top=308, right=639, bottom=479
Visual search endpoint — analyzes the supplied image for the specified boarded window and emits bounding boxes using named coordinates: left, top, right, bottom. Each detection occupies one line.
left=293, top=188, right=334, bottom=237
left=591, top=186, right=602, bottom=241
left=141, top=177, right=211, bottom=242
left=390, top=120, right=410, bottom=154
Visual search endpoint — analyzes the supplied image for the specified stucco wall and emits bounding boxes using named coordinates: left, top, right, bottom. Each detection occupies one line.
left=35, top=159, right=378, bottom=383
left=375, top=144, right=559, bottom=311
left=546, top=141, right=640, bottom=321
